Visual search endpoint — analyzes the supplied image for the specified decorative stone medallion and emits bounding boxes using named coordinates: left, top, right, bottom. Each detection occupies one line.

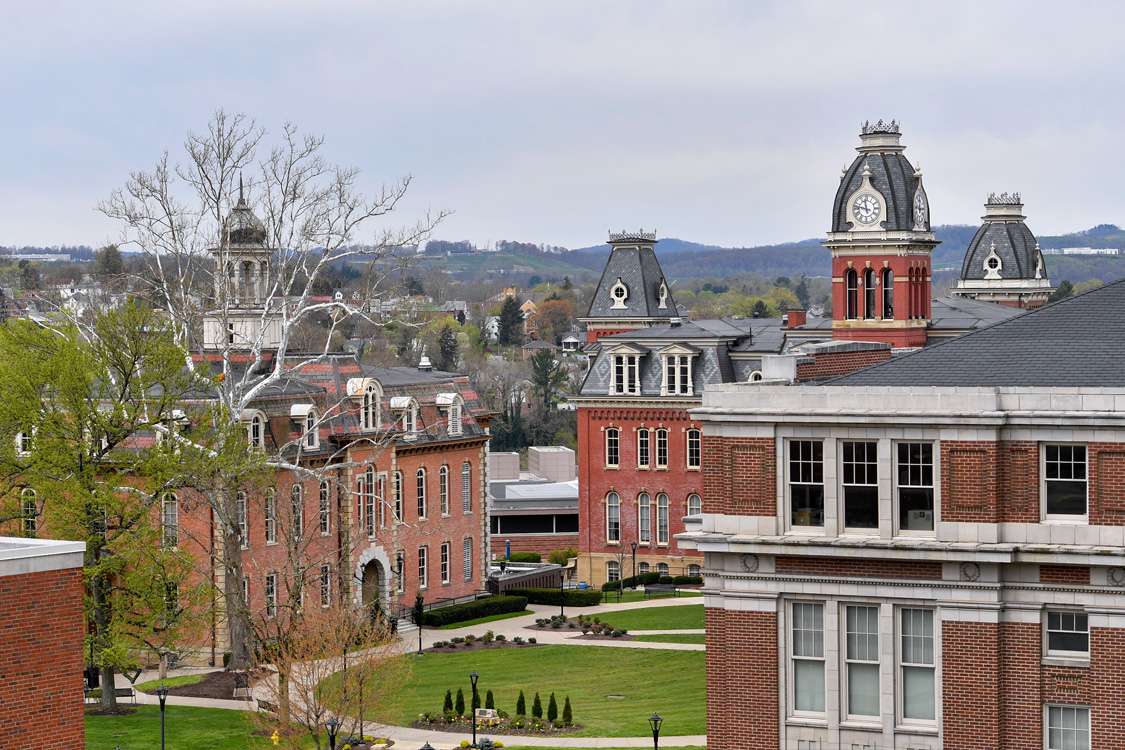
left=1109, top=567, right=1125, bottom=587
left=959, top=562, right=981, bottom=582
left=741, top=554, right=759, bottom=573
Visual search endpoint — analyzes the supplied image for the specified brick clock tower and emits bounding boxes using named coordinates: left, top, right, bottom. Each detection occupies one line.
left=826, top=120, right=939, bottom=348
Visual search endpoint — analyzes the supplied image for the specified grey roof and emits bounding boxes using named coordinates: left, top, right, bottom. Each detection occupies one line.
left=960, top=202, right=1048, bottom=282
left=223, top=195, right=268, bottom=247
left=789, top=297, right=1022, bottom=335
left=829, top=279, right=1125, bottom=387
left=831, top=130, right=926, bottom=233
left=584, top=236, right=677, bottom=320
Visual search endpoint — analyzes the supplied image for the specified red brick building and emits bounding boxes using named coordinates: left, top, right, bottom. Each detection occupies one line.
left=682, top=281, right=1125, bottom=750
left=0, top=538, right=85, bottom=748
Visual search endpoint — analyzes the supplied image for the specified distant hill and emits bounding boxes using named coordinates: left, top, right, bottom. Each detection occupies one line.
left=571, top=237, right=723, bottom=256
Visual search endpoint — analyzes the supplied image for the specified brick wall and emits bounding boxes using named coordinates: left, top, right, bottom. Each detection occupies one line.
left=1089, top=627, right=1125, bottom=747
left=1039, top=565, right=1090, bottom=585
left=775, top=555, right=941, bottom=580
left=942, top=440, right=1000, bottom=523
left=706, top=607, right=778, bottom=750
left=999, top=622, right=1042, bottom=749
left=0, top=567, right=84, bottom=748
left=794, top=348, right=892, bottom=380
left=943, top=621, right=1001, bottom=749
left=702, top=436, right=776, bottom=516
left=1000, top=440, right=1039, bottom=523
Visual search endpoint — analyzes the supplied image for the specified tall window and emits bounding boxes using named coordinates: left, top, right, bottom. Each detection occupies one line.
left=606, top=492, right=621, bottom=542
left=1044, top=444, right=1087, bottom=517
left=16, top=430, right=32, bottom=455
left=688, top=563, right=701, bottom=576
left=657, top=493, right=669, bottom=544
left=462, top=462, right=471, bottom=512
left=687, top=493, right=702, bottom=516
left=362, top=385, right=378, bottom=431
left=792, top=602, right=825, bottom=713
left=394, top=471, right=403, bottom=521
left=612, top=354, right=640, bottom=395
left=21, top=489, right=37, bottom=535
left=864, top=268, right=876, bottom=319
left=441, top=542, right=450, bottom=584
left=265, top=574, right=277, bottom=619
left=1047, top=611, right=1089, bottom=655
left=463, top=538, right=473, bottom=580
left=882, top=268, right=894, bottom=318
left=637, top=429, right=650, bottom=469
left=237, top=491, right=248, bottom=548
left=439, top=466, right=449, bottom=515
left=605, top=428, right=620, bottom=468
left=665, top=355, right=693, bottom=395
left=377, top=475, right=386, bottom=527
left=897, top=442, right=934, bottom=532
left=402, top=406, right=416, bottom=434
left=842, top=441, right=878, bottom=529
left=639, top=562, right=650, bottom=574
left=1047, top=706, right=1090, bottom=750
left=304, top=410, right=318, bottom=449
left=687, top=429, right=701, bottom=469
left=418, top=546, right=428, bottom=588
left=607, top=560, right=621, bottom=582
left=320, top=564, right=331, bottom=607
left=845, top=605, right=880, bottom=718
left=657, top=562, right=669, bottom=575
left=449, top=401, right=462, bottom=435
left=291, top=484, right=304, bottom=539
left=638, top=493, right=651, bottom=543
left=655, top=429, right=669, bottom=468
left=319, top=480, right=331, bottom=534
left=265, top=489, right=277, bottom=544
left=365, top=466, right=376, bottom=534
left=248, top=414, right=265, bottom=449
left=900, top=608, right=936, bottom=722
left=417, top=469, right=427, bottom=519
left=789, top=440, right=824, bottom=527
left=162, top=492, right=178, bottom=547
left=845, top=269, right=858, bottom=320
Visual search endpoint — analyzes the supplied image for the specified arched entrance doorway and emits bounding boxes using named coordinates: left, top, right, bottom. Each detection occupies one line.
left=361, top=559, right=384, bottom=610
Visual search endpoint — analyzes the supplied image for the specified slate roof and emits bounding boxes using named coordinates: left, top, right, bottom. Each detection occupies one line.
left=829, top=279, right=1125, bottom=387
left=789, top=296, right=1022, bottom=335
left=584, top=235, right=677, bottom=320
left=960, top=203, right=1049, bottom=282
left=831, top=130, right=926, bottom=233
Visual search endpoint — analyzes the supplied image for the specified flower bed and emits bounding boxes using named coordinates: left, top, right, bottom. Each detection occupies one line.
left=426, top=630, right=539, bottom=653
left=410, top=715, right=583, bottom=736
left=525, top=614, right=631, bottom=639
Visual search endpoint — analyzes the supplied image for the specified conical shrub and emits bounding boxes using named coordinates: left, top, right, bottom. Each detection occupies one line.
left=455, top=687, right=466, bottom=716
left=486, top=689, right=495, bottom=710
left=562, top=696, right=572, bottom=725
left=532, top=692, right=543, bottom=718
left=516, top=690, right=526, bottom=716
left=547, top=692, right=558, bottom=722
left=443, top=689, right=453, bottom=713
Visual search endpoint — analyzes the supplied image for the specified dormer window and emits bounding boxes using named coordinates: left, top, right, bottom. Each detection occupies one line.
left=664, top=355, right=693, bottom=395
left=610, top=278, right=629, bottom=309
left=612, top=355, right=640, bottom=395
left=390, top=396, right=418, bottom=439
left=304, top=411, right=318, bottom=449
left=437, top=392, right=464, bottom=436
left=347, top=378, right=382, bottom=432
left=291, top=404, right=320, bottom=450
left=241, top=409, right=267, bottom=449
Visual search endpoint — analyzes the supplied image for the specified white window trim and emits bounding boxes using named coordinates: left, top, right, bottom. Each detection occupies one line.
left=320, top=564, right=331, bottom=608
left=638, top=493, right=651, bottom=545
left=656, top=493, right=669, bottom=546
left=661, top=353, right=695, bottom=396
left=786, top=438, right=826, bottom=534
left=1041, top=442, right=1089, bottom=522
left=439, top=465, right=450, bottom=516
left=303, top=410, right=319, bottom=450
left=606, top=491, right=621, bottom=544
left=788, top=600, right=828, bottom=722
left=637, top=428, right=650, bottom=470
left=440, top=542, right=451, bottom=584
left=417, top=468, right=427, bottom=520
left=655, top=429, right=669, bottom=469
left=839, top=439, right=879, bottom=534
left=893, top=440, right=939, bottom=538
left=686, top=429, right=701, bottom=470
left=265, top=489, right=277, bottom=545
left=605, top=427, right=620, bottom=469
left=1043, top=609, right=1091, bottom=666
left=895, top=606, right=939, bottom=730
left=610, top=354, right=641, bottom=396
left=448, top=397, right=463, bottom=436
left=319, top=480, right=331, bottom=535
left=1045, top=704, right=1091, bottom=750
left=841, top=603, right=882, bottom=725
left=418, top=546, right=429, bottom=590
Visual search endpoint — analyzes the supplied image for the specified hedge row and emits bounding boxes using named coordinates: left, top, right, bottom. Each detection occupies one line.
left=421, top=595, right=528, bottom=627
left=507, top=552, right=542, bottom=563
left=505, top=588, right=604, bottom=607
left=602, top=573, right=704, bottom=591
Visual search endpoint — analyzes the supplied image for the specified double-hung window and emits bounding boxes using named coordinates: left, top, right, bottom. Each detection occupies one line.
left=1044, top=444, right=1088, bottom=517
left=439, top=466, right=450, bottom=515
left=463, top=538, right=473, bottom=580
left=21, top=489, right=36, bottom=535
left=789, top=440, right=824, bottom=528
left=440, top=542, right=450, bottom=584
left=462, top=462, right=472, bottom=512
left=655, top=429, right=669, bottom=469
left=319, top=480, right=331, bottom=534
left=638, top=493, right=651, bottom=544
left=665, top=355, right=692, bottom=395
left=844, top=605, right=880, bottom=719
left=791, top=602, right=825, bottom=713
left=607, top=561, right=621, bottom=582
left=162, top=492, right=178, bottom=547
left=613, top=355, right=640, bottom=395
left=606, top=492, right=621, bottom=542
left=291, top=484, right=303, bottom=539
left=365, top=467, right=376, bottom=534
left=657, top=493, right=669, bottom=544
left=320, top=564, right=331, bottom=607
left=606, top=428, right=620, bottom=468
left=1047, top=705, right=1090, bottom=750
left=896, top=442, right=934, bottom=532
left=842, top=441, right=878, bottom=530
left=1046, top=611, right=1089, bottom=656
left=417, top=469, right=427, bottom=519
left=637, top=429, right=650, bottom=469
left=236, top=492, right=248, bottom=548
left=265, top=574, right=277, bottom=619
left=686, top=429, right=701, bottom=469
left=377, top=475, right=386, bottom=528
left=687, top=493, right=702, bottom=516
left=418, top=546, right=428, bottom=589
left=265, top=490, right=277, bottom=544
left=394, top=471, right=403, bottom=522
left=900, top=608, right=936, bottom=723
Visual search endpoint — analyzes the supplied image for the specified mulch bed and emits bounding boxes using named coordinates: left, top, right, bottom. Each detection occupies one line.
left=423, top=639, right=541, bottom=654
left=409, top=718, right=583, bottom=736
left=525, top=625, right=634, bottom=641
left=85, top=707, right=138, bottom=716
left=141, top=668, right=271, bottom=700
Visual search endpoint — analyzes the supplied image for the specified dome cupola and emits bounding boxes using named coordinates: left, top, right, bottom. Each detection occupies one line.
left=830, top=120, right=931, bottom=235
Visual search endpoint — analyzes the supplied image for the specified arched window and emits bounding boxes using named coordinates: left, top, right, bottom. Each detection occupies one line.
left=416, top=468, right=427, bottom=519
left=688, top=564, right=701, bottom=576
left=291, top=484, right=304, bottom=539
left=606, top=492, right=621, bottom=542
left=304, top=410, right=319, bottom=449
left=882, top=268, right=894, bottom=319
left=637, top=429, right=650, bottom=469
left=864, top=268, right=876, bottom=319
left=638, top=493, right=651, bottom=544
left=657, top=562, right=669, bottom=576
left=319, top=480, right=331, bottom=534
left=749, top=371, right=764, bottom=382
left=606, top=560, right=621, bottom=582
left=248, top=413, right=265, bottom=449
left=21, top=488, right=37, bottom=535
left=162, top=492, right=178, bottom=547
left=461, top=462, right=471, bottom=512
left=377, top=475, right=386, bottom=528
left=264, top=489, right=277, bottom=544
left=605, top=428, right=620, bottom=468
left=365, top=466, right=376, bottom=533
left=439, top=466, right=450, bottom=515
left=688, top=493, right=702, bottom=516
left=394, top=471, right=403, bottom=522
left=845, top=269, right=858, bottom=320
left=449, top=400, right=462, bottom=436
left=687, top=430, right=701, bottom=469
left=362, top=385, right=379, bottom=431
left=657, top=493, right=669, bottom=544
left=639, top=562, right=650, bottom=574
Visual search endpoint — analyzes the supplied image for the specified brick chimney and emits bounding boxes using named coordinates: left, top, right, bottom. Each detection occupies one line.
left=787, top=309, right=807, bottom=328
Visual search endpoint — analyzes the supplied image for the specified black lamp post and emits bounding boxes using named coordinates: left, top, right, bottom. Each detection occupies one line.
left=325, top=718, right=340, bottom=750
left=631, top=541, right=638, bottom=579
left=469, top=670, right=480, bottom=748
left=420, top=743, right=436, bottom=750
left=648, top=712, right=663, bottom=750
left=559, top=568, right=566, bottom=618
left=415, top=591, right=425, bottom=655
left=156, top=684, right=170, bottom=750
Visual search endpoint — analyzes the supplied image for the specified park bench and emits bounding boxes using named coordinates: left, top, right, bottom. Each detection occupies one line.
left=85, top=686, right=135, bottom=704
left=644, top=583, right=679, bottom=599
left=475, top=708, right=501, bottom=727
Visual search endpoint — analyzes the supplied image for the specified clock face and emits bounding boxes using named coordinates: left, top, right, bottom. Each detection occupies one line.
left=852, top=193, right=881, bottom=225
left=913, top=192, right=927, bottom=227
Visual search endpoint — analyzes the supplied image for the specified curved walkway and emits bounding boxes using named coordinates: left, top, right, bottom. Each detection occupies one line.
left=120, top=596, right=707, bottom=748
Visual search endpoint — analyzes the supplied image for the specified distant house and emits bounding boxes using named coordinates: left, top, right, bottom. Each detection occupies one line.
left=521, top=340, right=556, bottom=361
left=483, top=316, right=499, bottom=341
left=560, top=331, right=585, bottom=353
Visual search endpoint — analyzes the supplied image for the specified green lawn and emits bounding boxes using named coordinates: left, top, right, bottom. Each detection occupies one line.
left=632, top=633, right=706, bottom=645
left=394, top=645, right=705, bottom=737
left=437, top=610, right=530, bottom=630
left=135, top=673, right=206, bottom=692
left=602, top=590, right=703, bottom=604
left=597, top=604, right=704, bottom=631
left=85, top=705, right=301, bottom=750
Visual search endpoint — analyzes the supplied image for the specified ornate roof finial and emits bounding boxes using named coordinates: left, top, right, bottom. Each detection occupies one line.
left=914, top=161, right=922, bottom=178
left=986, top=191, right=1022, bottom=205
left=238, top=173, right=245, bottom=205
left=861, top=159, right=872, bottom=178
left=841, top=165, right=848, bottom=180
left=861, top=119, right=901, bottom=135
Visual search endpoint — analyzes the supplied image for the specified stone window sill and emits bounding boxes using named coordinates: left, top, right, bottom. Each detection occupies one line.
left=1042, top=655, right=1090, bottom=668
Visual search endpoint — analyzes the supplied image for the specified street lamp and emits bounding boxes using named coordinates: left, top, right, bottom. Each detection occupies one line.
left=325, top=718, right=340, bottom=750
left=559, top=568, right=566, bottom=619
left=155, top=684, right=170, bottom=750
left=469, top=671, right=480, bottom=748
left=648, top=712, right=663, bottom=750
left=420, top=744, right=436, bottom=750
left=631, top=541, right=638, bottom=579
left=415, top=591, right=425, bottom=655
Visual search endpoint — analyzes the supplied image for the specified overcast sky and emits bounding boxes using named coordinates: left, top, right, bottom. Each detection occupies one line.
left=3, top=1, right=1124, bottom=250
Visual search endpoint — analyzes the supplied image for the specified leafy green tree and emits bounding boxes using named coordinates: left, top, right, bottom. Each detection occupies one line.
left=547, top=692, right=558, bottom=722
left=17, top=259, right=40, bottom=291
left=456, top=687, right=466, bottom=716
left=516, top=690, right=526, bottom=716
left=794, top=278, right=810, bottom=308
left=486, top=689, right=495, bottom=710
left=497, top=295, right=524, bottom=347
left=95, top=244, right=125, bottom=276
left=562, top=696, right=572, bottom=725
left=752, top=299, right=769, bottom=318
left=532, top=692, right=543, bottom=718
left=529, top=347, right=568, bottom=409
left=435, top=322, right=460, bottom=372
left=561, top=276, right=573, bottom=291
left=1049, top=279, right=1074, bottom=303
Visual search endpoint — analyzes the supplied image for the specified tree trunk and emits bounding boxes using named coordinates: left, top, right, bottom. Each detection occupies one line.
left=89, top=544, right=118, bottom=712
left=99, top=665, right=117, bottom=711
left=159, top=654, right=168, bottom=680
left=224, top=522, right=256, bottom=670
